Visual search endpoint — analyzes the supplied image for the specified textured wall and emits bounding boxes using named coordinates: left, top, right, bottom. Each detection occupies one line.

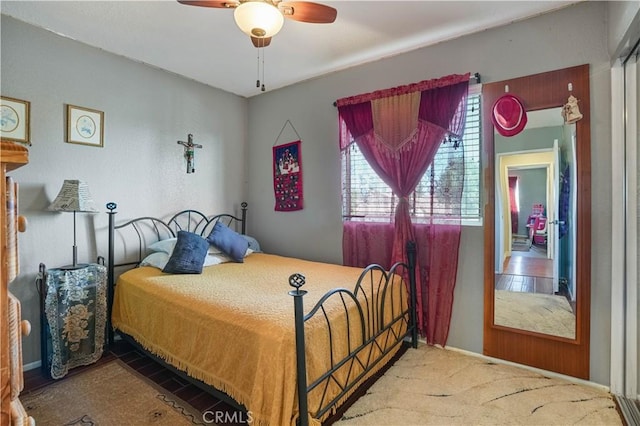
left=246, top=2, right=613, bottom=384
left=0, top=1, right=620, bottom=387
left=1, top=15, right=249, bottom=365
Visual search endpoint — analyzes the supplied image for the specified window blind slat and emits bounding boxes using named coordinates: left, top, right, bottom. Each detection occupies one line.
left=342, top=93, right=481, bottom=222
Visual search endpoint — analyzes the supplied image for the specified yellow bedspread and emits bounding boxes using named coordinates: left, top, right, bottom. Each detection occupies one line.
left=112, top=253, right=407, bottom=426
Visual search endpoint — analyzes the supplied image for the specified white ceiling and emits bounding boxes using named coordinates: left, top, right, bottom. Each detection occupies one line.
left=1, top=1, right=580, bottom=98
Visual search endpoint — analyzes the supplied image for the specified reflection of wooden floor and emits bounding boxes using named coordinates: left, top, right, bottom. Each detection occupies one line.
left=497, top=250, right=554, bottom=294
left=503, top=251, right=553, bottom=278
left=495, top=273, right=553, bottom=294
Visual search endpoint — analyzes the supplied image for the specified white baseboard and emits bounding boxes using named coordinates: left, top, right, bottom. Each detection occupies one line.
left=23, top=360, right=42, bottom=372
left=22, top=336, right=120, bottom=372
left=437, top=343, right=610, bottom=393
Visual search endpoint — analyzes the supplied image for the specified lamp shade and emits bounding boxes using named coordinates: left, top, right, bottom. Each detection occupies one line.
left=48, top=180, right=99, bottom=213
left=234, top=2, right=284, bottom=38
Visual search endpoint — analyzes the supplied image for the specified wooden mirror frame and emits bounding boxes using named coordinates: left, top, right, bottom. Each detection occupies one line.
left=482, top=64, right=591, bottom=379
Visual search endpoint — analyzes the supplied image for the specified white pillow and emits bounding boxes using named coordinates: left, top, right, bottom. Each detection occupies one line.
left=142, top=238, right=253, bottom=269
left=148, top=238, right=177, bottom=255
left=141, top=251, right=233, bottom=270
left=140, top=252, right=170, bottom=269
left=203, top=248, right=253, bottom=267
left=204, top=253, right=232, bottom=266
left=208, top=246, right=224, bottom=255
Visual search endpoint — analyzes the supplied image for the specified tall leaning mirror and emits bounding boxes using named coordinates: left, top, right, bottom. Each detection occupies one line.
left=483, top=65, right=591, bottom=380
left=494, top=109, right=576, bottom=339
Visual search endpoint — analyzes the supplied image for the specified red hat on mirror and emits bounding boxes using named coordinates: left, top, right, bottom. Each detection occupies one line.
left=492, top=94, right=528, bottom=137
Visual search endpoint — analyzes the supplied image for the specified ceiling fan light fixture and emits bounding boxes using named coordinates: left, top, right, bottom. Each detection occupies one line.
left=234, top=2, right=284, bottom=39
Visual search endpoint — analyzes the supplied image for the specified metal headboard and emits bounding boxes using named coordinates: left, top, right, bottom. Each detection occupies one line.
left=105, top=201, right=248, bottom=344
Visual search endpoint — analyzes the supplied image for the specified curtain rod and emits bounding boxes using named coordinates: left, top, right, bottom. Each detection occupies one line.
left=332, top=72, right=481, bottom=107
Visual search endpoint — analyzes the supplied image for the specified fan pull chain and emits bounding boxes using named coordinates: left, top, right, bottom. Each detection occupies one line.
left=255, top=46, right=266, bottom=91
left=261, top=47, right=266, bottom=92
left=256, top=47, right=261, bottom=88
left=253, top=41, right=267, bottom=92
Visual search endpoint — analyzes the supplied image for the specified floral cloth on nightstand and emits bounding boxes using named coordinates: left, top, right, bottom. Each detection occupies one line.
left=45, top=264, right=107, bottom=379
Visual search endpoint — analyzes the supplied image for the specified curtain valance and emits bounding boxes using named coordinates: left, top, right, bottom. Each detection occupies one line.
left=337, top=73, right=470, bottom=152
left=335, top=73, right=469, bottom=107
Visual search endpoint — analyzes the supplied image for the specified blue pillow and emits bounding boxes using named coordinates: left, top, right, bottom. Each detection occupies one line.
left=162, top=231, right=209, bottom=274
left=206, top=221, right=249, bottom=263
left=242, top=235, right=262, bottom=253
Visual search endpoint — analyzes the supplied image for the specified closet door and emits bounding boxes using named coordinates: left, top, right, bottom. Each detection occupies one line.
left=611, top=29, right=639, bottom=409
left=628, top=39, right=639, bottom=402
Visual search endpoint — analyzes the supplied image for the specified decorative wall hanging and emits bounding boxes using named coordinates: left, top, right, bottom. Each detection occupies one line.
left=1, top=96, right=31, bottom=145
left=273, top=139, right=303, bottom=211
left=66, top=104, right=104, bottom=147
left=272, top=120, right=303, bottom=211
left=561, top=95, right=583, bottom=124
left=177, top=133, right=203, bottom=174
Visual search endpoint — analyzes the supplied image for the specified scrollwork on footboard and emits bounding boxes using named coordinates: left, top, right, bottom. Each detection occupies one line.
left=289, top=241, right=417, bottom=426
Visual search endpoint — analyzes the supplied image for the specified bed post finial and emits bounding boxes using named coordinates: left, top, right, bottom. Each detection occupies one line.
left=288, top=273, right=309, bottom=426
left=288, top=273, right=306, bottom=292
left=240, top=202, right=248, bottom=234
left=106, top=202, right=118, bottom=346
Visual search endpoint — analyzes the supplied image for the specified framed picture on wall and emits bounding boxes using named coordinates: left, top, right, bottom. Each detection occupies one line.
left=1, top=96, right=31, bottom=145
left=66, top=104, right=104, bottom=147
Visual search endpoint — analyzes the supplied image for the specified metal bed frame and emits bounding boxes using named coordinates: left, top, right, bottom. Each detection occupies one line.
left=104, top=201, right=418, bottom=425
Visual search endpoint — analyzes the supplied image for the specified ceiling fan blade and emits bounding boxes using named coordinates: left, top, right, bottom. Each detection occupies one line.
left=279, top=1, right=337, bottom=23
left=177, top=1, right=237, bottom=8
left=251, top=36, right=272, bottom=48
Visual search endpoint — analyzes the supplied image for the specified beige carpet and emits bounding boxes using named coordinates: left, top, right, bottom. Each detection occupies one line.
left=21, top=360, right=203, bottom=425
left=494, top=290, right=575, bottom=339
left=335, top=344, right=623, bottom=425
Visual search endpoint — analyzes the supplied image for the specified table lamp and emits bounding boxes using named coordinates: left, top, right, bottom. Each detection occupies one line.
left=48, top=180, right=99, bottom=270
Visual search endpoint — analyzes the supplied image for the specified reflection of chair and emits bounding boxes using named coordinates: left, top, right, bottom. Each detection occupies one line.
left=532, top=203, right=544, bottom=215
left=533, top=216, right=547, bottom=245
left=526, top=204, right=547, bottom=246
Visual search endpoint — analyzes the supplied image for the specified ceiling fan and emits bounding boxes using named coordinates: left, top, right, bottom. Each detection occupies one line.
left=177, top=0, right=337, bottom=47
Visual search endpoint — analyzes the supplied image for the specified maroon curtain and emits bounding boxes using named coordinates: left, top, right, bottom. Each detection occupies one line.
left=508, top=176, right=519, bottom=234
left=342, top=222, right=395, bottom=268
left=337, top=74, right=469, bottom=345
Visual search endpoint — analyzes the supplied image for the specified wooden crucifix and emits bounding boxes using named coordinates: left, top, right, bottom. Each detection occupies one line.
left=177, top=133, right=203, bottom=174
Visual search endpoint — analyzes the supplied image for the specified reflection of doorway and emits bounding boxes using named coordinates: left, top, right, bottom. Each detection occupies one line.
left=507, top=167, right=549, bottom=257
left=495, top=144, right=577, bottom=321
left=505, top=166, right=553, bottom=295
left=495, top=149, right=556, bottom=274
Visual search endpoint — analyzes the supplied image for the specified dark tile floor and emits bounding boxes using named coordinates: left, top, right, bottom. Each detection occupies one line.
left=23, top=338, right=408, bottom=425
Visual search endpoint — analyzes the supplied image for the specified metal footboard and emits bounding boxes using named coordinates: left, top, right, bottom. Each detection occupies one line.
left=289, top=241, right=417, bottom=426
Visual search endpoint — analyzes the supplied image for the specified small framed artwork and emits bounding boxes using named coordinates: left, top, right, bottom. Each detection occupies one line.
left=66, top=104, right=104, bottom=147
left=1, top=96, right=31, bottom=145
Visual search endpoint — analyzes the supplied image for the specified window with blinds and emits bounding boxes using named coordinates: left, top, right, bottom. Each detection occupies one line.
left=341, top=92, right=482, bottom=224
